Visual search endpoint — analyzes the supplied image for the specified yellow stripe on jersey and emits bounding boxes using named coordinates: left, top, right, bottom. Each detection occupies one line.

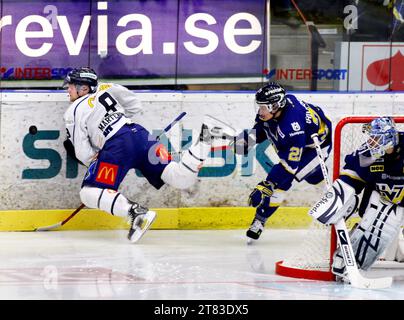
left=307, top=107, right=319, bottom=126
left=308, top=107, right=328, bottom=139
left=279, top=159, right=297, bottom=175
left=340, top=170, right=366, bottom=183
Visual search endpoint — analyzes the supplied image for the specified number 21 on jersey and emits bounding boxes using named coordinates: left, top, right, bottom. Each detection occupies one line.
left=288, top=147, right=302, bottom=162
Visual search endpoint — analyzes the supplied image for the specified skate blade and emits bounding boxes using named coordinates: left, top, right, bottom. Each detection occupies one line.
left=246, top=237, right=256, bottom=245
left=128, top=211, right=157, bottom=243
left=204, top=115, right=236, bottom=138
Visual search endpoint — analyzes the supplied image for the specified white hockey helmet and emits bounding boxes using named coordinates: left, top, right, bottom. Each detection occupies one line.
left=361, top=117, right=399, bottom=158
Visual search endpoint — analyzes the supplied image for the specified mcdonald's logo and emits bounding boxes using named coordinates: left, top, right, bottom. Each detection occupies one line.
left=95, top=162, right=119, bottom=185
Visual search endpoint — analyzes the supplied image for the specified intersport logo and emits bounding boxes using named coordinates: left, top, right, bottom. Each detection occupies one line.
left=263, top=68, right=347, bottom=81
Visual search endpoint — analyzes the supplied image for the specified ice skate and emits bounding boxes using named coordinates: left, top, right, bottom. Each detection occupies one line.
left=199, top=115, right=236, bottom=143
left=127, top=203, right=157, bottom=243
left=246, top=218, right=264, bottom=244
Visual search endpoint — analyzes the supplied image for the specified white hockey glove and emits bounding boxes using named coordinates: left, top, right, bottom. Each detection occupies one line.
left=309, top=179, right=359, bottom=225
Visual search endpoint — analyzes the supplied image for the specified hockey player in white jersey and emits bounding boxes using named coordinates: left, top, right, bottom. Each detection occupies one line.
left=63, top=67, right=235, bottom=243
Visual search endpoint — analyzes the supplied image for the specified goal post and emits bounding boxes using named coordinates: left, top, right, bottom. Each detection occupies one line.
left=275, top=115, right=404, bottom=281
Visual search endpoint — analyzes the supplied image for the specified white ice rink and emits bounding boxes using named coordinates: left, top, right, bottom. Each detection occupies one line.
left=1, top=229, right=404, bottom=300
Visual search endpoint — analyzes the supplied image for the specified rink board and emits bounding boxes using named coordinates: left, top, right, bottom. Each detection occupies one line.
left=0, top=206, right=361, bottom=231
left=1, top=91, right=404, bottom=213
left=0, top=207, right=310, bottom=231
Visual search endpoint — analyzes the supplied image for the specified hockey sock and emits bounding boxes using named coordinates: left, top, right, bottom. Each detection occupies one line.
left=180, top=140, right=211, bottom=173
left=80, top=186, right=131, bottom=217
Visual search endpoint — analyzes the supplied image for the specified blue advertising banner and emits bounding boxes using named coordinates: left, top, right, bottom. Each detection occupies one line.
left=0, top=0, right=267, bottom=84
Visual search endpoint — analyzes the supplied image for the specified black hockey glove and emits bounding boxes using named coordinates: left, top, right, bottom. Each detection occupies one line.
left=248, top=180, right=275, bottom=208
left=63, top=139, right=85, bottom=166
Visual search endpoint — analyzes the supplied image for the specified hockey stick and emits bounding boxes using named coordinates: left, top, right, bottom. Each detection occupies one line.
left=166, top=141, right=232, bottom=160
left=35, top=204, right=86, bottom=231
left=35, top=112, right=187, bottom=232
left=156, top=111, right=187, bottom=141
left=311, top=133, right=392, bottom=289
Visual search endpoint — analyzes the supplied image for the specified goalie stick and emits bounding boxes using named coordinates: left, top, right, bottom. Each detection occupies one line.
left=35, top=112, right=187, bottom=232
left=311, top=133, right=392, bottom=289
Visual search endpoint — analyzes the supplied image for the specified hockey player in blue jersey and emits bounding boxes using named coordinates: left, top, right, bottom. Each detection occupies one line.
left=309, top=117, right=404, bottom=278
left=63, top=67, right=235, bottom=243
left=233, top=82, right=333, bottom=242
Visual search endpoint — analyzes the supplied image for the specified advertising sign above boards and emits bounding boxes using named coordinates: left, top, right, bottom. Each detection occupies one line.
left=336, top=41, right=404, bottom=91
left=0, top=0, right=268, bottom=85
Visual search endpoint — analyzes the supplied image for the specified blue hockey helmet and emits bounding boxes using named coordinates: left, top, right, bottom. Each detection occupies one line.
left=362, top=117, right=399, bottom=158
left=255, top=82, right=286, bottom=114
left=63, top=67, right=98, bottom=93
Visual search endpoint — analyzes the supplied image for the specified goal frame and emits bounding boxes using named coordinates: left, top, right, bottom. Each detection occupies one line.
left=275, top=115, right=404, bottom=281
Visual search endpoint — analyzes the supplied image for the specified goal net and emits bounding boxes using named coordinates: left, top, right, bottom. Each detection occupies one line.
left=275, top=116, right=404, bottom=281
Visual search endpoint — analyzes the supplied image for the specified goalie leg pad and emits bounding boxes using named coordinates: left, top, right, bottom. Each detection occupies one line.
left=395, top=229, right=404, bottom=262
left=309, top=179, right=359, bottom=225
left=350, top=191, right=404, bottom=270
left=80, top=186, right=131, bottom=218
left=380, top=230, right=400, bottom=261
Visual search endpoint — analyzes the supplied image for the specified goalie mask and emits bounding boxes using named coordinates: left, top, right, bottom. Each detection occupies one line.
left=255, top=82, right=286, bottom=115
left=63, top=67, right=98, bottom=93
left=361, top=117, right=399, bottom=158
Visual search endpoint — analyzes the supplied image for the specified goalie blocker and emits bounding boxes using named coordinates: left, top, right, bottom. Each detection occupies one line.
left=309, top=179, right=359, bottom=225
left=309, top=179, right=404, bottom=277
